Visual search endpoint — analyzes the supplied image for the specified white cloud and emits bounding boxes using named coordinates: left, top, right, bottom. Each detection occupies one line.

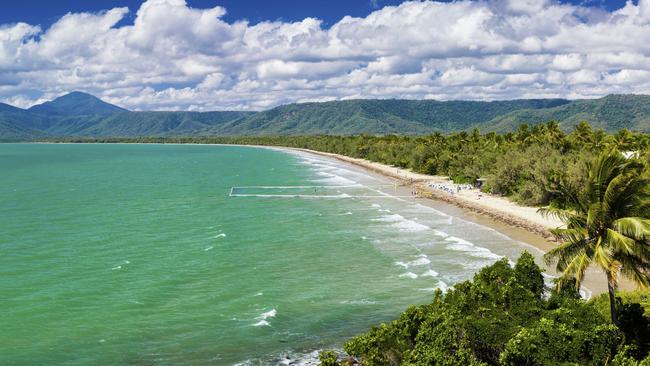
left=1, top=0, right=650, bottom=110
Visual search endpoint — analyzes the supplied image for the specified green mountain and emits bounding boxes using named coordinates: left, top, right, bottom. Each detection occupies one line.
left=210, top=99, right=570, bottom=135
left=481, top=94, right=650, bottom=133
left=51, top=111, right=256, bottom=137
left=28, top=92, right=128, bottom=116
left=1, top=93, right=649, bottom=140
left=0, top=92, right=252, bottom=139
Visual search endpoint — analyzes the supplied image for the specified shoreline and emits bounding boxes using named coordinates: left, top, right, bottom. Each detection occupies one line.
left=286, top=147, right=564, bottom=240
left=279, top=146, right=631, bottom=296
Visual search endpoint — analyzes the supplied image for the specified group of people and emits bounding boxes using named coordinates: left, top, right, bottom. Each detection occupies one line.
left=427, top=182, right=474, bottom=195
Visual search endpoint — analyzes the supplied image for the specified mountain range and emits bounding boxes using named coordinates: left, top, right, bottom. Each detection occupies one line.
left=1, top=92, right=649, bottom=140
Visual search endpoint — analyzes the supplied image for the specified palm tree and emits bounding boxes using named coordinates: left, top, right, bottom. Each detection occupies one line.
left=541, top=151, right=650, bottom=325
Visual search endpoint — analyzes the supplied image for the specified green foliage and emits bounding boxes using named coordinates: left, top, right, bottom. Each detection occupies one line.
left=500, top=319, right=621, bottom=366
left=590, top=291, right=650, bottom=359
left=318, top=350, right=341, bottom=366
left=338, top=253, right=649, bottom=366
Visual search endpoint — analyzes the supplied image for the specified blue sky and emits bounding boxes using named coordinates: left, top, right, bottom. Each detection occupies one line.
left=0, top=0, right=649, bottom=110
left=0, top=0, right=632, bottom=29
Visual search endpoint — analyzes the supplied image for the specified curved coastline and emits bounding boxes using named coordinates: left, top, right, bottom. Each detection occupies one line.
left=273, top=146, right=627, bottom=296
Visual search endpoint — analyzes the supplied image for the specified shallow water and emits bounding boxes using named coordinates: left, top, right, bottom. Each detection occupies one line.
left=1, top=143, right=546, bottom=365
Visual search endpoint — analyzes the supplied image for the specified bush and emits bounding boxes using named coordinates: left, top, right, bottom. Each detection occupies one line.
left=318, top=350, right=341, bottom=366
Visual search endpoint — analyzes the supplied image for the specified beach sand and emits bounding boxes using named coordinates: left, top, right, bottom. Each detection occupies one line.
left=284, top=147, right=636, bottom=296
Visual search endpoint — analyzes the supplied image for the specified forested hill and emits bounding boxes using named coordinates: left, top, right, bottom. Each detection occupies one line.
left=1, top=92, right=650, bottom=140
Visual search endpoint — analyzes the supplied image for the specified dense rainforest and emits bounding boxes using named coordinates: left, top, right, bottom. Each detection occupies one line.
left=49, top=121, right=650, bottom=208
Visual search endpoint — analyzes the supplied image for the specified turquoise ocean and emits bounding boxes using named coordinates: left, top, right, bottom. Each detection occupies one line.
left=1, top=143, right=545, bottom=365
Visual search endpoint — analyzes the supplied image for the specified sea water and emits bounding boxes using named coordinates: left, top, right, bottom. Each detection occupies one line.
left=0, top=144, right=544, bottom=365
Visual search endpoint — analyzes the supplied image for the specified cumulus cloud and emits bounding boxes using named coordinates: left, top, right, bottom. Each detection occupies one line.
left=1, top=0, right=650, bottom=110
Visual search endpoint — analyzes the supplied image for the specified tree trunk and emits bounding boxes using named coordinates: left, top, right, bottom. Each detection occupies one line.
left=606, top=272, right=620, bottom=326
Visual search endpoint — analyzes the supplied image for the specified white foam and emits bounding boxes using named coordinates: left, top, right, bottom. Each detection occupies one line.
left=371, top=203, right=381, bottom=208
left=361, top=236, right=367, bottom=240
left=253, top=320, right=270, bottom=327
left=111, top=265, right=122, bottom=270
left=411, top=203, right=451, bottom=217
left=408, top=254, right=431, bottom=266
left=392, top=220, right=430, bottom=232
left=372, top=214, right=404, bottom=222
left=445, top=236, right=502, bottom=259
left=418, top=287, right=440, bottom=292
left=214, top=233, right=226, bottom=238
left=257, top=309, right=277, bottom=319
left=432, top=229, right=450, bottom=238
left=395, top=261, right=409, bottom=269
left=204, top=246, right=214, bottom=251
left=373, top=213, right=430, bottom=232
left=421, top=269, right=439, bottom=277
left=254, top=292, right=263, bottom=296
left=340, top=299, right=377, bottom=305
left=313, top=175, right=357, bottom=186
left=339, top=211, right=353, bottom=215
left=399, top=272, right=418, bottom=279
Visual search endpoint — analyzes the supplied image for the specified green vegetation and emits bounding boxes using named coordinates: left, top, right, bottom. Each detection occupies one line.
left=542, top=152, right=650, bottom=325
left=3, top=93, right=650, bottom=139
left=319, top=253, right=650, bottom=366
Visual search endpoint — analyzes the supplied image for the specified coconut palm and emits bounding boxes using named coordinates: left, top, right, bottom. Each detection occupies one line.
left=541, top=151, right=650, bottom=325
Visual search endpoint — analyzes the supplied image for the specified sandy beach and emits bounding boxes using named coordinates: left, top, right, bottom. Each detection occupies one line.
left=291, top=148, right=563, bottom=235
left=284, top=147, right=636, bottom=296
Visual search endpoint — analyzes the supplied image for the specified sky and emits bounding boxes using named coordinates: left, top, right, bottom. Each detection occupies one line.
left=0, top=0, right=648, bottom=111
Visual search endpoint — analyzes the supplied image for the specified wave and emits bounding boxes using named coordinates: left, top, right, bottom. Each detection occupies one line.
left=252, top=320, right=270, bottom=327
left=340, top=299, right=377, bottom=305
left=204, top=246, right=214, bottom=251
left=432, top=229, right=450, bottom=238
left=444, top=236, right=502, bottom=260
left=391, top=220, right=430, bottom=232
left=395, top=261, right=409, bottom=268
left=372, top=214, right=430, bottom=232
left=257, top=309, right=277, bottom=320
left=372, top=214, right=404, bottom=222
left=408, top=254, right=431, bottom=266
left=399, top=272, right=418, bottom=279
left=214, top=233, right=226, bottom=238
left=421, top=269, right=439, bottom=277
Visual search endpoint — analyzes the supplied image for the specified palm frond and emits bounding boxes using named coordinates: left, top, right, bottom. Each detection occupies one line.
left=617, top=255, right=650, bottom=288
left=593, top=239, right=615, bottom=269
left=537, top=206, right=575, bottom=224
left=604, top=228, right=636, bottom=255
left=612, top=217, right=650, bottom=241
